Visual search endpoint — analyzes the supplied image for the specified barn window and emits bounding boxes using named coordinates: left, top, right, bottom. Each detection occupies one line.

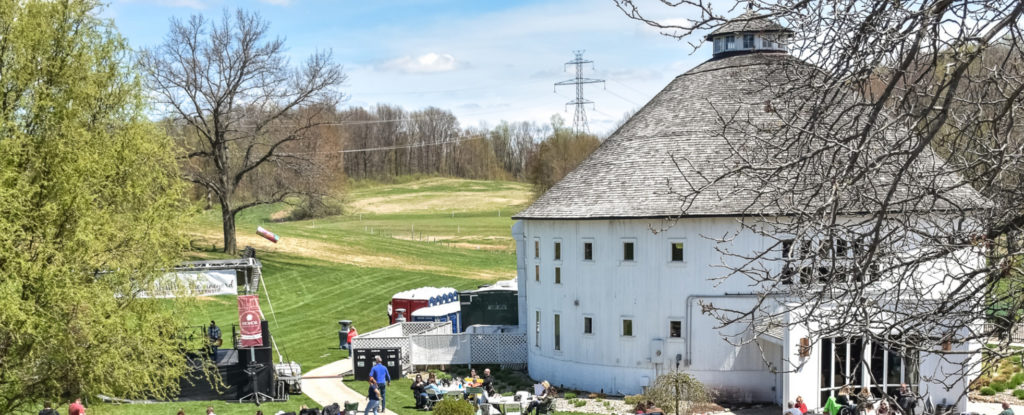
left=584, top=317, right=593, bottom=334
left=554, top=314, right=561, bottom=351
left=554, top=242, right=561, bottom=260
left=713, top=37, right=724, bottom=53
left=535, top=311, right=541, bottom=347
left=725, top=35, right=735, bottom=50
left=835, top=239, right=849, bottom=257
left=622, top=319, right=634, bottom=337
left=819, top=337, right=919, bottom=403
left=584, top=242, right=593, bottom=261
left=743, top=34, right=754, bottom=49
left=782, top=239, right=795, bottom=259
left=535, top=265, right=540, bottom=282
left=671, top=242, right=684, bottom=262
left=623, top=242, right=635, bottom=261
left=670, top=320, right=682, bottom=338
left=534, top=239, right=540, bottom=259
left=555, top=267, right=561, bottom=284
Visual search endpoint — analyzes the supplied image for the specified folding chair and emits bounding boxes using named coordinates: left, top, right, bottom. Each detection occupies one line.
left=501, top=402, right=523, bottom=415
left=425, top=391, right=444, bottom=410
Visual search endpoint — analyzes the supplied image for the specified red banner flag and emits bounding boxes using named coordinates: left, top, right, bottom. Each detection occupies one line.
left=237, top=295, right=264, bottom=347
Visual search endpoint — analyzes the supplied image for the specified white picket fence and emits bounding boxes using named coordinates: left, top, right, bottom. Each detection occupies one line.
left=410, top=332, right=527, bottom=367
left=352, top=322, right=527, bottom=374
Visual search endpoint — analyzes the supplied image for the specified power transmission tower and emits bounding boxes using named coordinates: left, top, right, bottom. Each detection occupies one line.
left=554, top=50, right=605, bottom=136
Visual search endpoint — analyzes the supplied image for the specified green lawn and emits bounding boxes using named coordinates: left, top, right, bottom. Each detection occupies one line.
left=88, top=396, right=318, bottom=415
left=190, top=178, right=530, bottom=281
left=94, top=178, right=531, bottom=415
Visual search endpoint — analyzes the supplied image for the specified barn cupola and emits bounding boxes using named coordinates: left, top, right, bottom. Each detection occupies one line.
left=706, top=9, right=793, bottom=58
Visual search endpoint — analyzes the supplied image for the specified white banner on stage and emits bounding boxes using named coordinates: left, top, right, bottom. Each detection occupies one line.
left=135, top=270, right=238, bottom=298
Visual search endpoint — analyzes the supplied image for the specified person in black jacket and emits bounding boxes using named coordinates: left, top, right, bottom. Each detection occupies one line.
left=411, top=374, right=428, bottom=409
left=39, top=402, right=59, bottom=415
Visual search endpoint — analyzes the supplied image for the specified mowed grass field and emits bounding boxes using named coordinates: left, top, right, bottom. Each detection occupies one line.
left=91, top=178, right=532, bottom=415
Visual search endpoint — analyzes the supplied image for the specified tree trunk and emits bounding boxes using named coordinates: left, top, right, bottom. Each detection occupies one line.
left=221, top=202, right=236, bottom=254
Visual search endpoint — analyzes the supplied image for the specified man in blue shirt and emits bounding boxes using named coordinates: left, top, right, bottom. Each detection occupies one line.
left=369, top=355, right=391, bottom=411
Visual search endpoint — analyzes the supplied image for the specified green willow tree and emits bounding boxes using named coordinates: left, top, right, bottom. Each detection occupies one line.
left=0, top=1, right=192, bottom=412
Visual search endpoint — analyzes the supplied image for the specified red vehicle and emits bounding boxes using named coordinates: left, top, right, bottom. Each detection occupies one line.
left=389, top=287, right=456, bottom=323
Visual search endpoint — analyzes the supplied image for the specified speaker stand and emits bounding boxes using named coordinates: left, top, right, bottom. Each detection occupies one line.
left=238, top=347, right=274, bottom=405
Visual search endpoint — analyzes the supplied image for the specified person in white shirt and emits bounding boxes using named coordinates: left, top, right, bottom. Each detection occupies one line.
left=786, top=401, right=803, bottom=415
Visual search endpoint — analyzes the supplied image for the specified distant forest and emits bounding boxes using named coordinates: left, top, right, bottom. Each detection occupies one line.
left=335, top=104, right=601, bottom=186
left=171, top=103, right=604, bottom=210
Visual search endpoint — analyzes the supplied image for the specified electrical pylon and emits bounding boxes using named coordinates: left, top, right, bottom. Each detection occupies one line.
left=554, top=50, right=605, bottom=136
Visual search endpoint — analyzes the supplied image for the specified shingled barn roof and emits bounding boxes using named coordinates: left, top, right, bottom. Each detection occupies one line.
left=705, top=10, right=792, bottom=39
left=514, top=49, right=982, bottom=220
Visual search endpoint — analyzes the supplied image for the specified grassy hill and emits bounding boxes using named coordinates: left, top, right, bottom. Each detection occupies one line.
left=93, top=177, right=531, bottom=415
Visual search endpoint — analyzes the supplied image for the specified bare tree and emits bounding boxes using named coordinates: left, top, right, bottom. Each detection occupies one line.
left=143, top=9, right=346, bottom=253
left=616, top=0, right=1024, bottom=400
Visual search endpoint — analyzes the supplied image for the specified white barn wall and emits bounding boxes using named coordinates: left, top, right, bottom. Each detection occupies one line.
left=514, top=217, right=982, bottom=404
left=517, top=217, right=781, bottom=398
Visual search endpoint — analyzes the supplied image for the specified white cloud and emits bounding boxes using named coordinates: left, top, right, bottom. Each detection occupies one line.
left=377, top=53, right=462, bottom=74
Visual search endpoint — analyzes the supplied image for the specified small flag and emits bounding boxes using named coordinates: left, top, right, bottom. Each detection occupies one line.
left=257, top=226, right=280, bottom=243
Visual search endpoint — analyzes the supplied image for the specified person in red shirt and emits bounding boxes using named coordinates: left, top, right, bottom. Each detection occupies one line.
left=68, top=398, right=85, bottom=415
left=345, top=325, right=358, bottom=351
left=796, top=396, right=808, bottom=414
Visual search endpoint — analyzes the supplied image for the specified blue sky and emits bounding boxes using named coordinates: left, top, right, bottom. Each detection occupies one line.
left=103, top=0, right=715, bottom=135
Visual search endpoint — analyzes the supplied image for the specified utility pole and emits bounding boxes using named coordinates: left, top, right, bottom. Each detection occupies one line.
left=554, top=50, right=605, bottom=136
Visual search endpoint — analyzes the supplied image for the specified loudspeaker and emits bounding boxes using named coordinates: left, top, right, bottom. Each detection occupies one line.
left=237, top=347, right=273, bottom=365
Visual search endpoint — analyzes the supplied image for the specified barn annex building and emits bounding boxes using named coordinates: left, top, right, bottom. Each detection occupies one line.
left=511, top=11, right=979, bottom=412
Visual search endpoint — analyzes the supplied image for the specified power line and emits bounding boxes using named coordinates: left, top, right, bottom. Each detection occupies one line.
left=554, top=50, right=605, bottom=136
left=274, top=135, right=485, bottom=156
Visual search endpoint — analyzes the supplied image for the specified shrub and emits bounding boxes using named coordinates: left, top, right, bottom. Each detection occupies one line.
left=990, top=382, right=1007, bottom=392
left=432, top=397, right=475, bottom=415
left=980, top=387, right=996, bottom=396
left=574, top=400, right=587, bottom=408
left=994, top=375, right=1009, bottom=383
left=624, top=395, right=645, bottom=406
left=1013, top=373, right=1024, bottom=384
left=1014, top=389, right=1024, bottom=400
left=1011, top=356, right=1023, bottom=364
left=564, top=392, right=578, bottom=399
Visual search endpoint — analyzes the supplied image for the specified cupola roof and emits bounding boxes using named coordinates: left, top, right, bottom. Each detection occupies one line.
left=705, top=9, right=792, bottom=40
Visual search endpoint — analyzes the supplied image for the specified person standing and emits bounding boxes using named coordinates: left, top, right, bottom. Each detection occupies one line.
left=343, top=324, right=358, bottom=351
left=369, top=355, right=391, bottom=411
left=386, top=304, right=393, bottom=324
left=38, top=401, right=59, bottom=415
left=999, top=402, right=1014, bottom=415
left=208, top=320, right=222, bottom=360
left=68, top=398, right=85, bottom=415
left=365, top=377, right=382, bottom=415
